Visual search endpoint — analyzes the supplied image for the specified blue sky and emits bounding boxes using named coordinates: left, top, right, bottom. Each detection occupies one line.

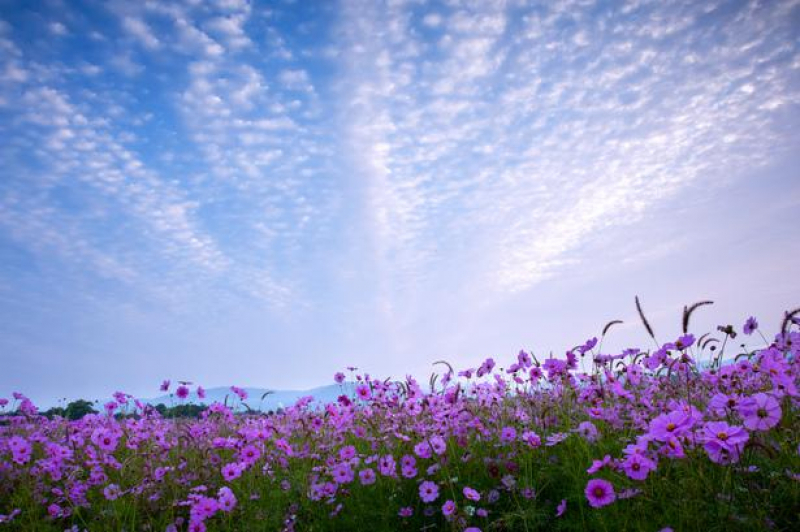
left=1, top=0, right=798, bottom=406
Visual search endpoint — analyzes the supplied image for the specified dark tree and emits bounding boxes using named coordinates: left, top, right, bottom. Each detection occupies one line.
left=64, top=399, right=97, bottom=420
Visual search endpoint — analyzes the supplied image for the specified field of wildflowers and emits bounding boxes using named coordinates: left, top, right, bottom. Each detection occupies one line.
left=1, top=305, right=798, bottom=531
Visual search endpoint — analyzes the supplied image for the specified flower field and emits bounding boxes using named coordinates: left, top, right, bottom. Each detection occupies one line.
left=1, top=308, right=798, bottom=531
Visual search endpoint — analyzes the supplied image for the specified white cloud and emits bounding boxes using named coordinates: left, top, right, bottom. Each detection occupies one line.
left=337, top=0, right=800, bottom=307
left=278, top=69, right=313, bottom=92
left=49, top=22, right=68, bottom=36
left=122, top=16, right=160, bottom=50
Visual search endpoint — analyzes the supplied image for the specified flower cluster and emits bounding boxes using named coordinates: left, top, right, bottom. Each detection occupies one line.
left=0, top=314, right=798, bottom=530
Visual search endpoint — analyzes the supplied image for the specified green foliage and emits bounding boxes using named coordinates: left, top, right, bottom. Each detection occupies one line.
left=64, top=400, right=97, bottom=420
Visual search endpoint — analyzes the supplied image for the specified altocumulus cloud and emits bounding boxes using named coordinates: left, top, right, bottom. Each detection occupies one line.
left=0, top=0, right=798, bottom=403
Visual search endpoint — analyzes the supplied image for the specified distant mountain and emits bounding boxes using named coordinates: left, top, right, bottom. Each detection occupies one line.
left=144, top=383, right=349, bottom=411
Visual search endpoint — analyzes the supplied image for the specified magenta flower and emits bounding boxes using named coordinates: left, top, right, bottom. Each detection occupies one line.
left=414, top=441, right=432, bottom=459
left=160, top=379, right=170, bottom=392
left=355, top=384, right=371, bottom=400
left=556, top=499, right=567, bottom=517
left=103, top=483, right=121, bottom=501
left=463, top=486, right=480, bottom=502
left=743, top=316, right=758, bottom=335
left=585, top=479, right=616, bottom=508
left=333, top=463, right=354, bottom=484
left=587, top=455, right=612, bottom=474
left=7, top=436, right=32, bottom=465
left=197, top=386, right=206, bottom=399
left=500, top=426, right=517, bottom=443
left=334, top=372, right=346, bottom=384
left=401, top=464, right=418, bottom=478
left=575, top=421, right=599, bottom=443
left=621, top=453, right=657, bottom=481
left=239, top=444, right=261, bottom=464
left=217, top=487, right=237, bottom=512
left=221, top=462, right=243, bottom=481
left=176, top=385, right=190, bottom=400
left=91, top=429, right=119, bottom=452
left=398, top=507, right=413, bottom=517
left=701, top=421, right=749, bottom=464
left=188, top=520, right=206, bottom=532
left=737, top=393, right=781, bottom=431
left=230, top=386, right=248, bottom=400
left=522, top=430, right=541, bottom=448
left=648, top=410, right=692, bottom=442
left=359, top=468, right=376, bottom=485
left=419, top=480, right=440, bottom=503
left=378, top=454, right=397, bottom=477
left=191, top=496, right=219, bottom=521
left=429, top=435, right=447, bottom=455
left=442, top=499, right=456, bottom=516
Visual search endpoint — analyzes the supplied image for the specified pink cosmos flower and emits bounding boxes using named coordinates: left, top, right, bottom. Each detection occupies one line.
left=659, top=437, right=686, bottom=459
left=430, top=435, right=447, bottom=455
left=378, top=454, right=396, bottom=477
left=546, top=432, right=569, bottom=446
left=230, top=386, right=248, bottom=400
left=332, top=464, right=354, bottom=484
left=7, top=436, right=31, bottom=465
left=191, top=496, right=219, bottom=521
left=419, top=480, right=439, bottom=503
left=239, top=445, right=261, bottom=464
left=708, top=393, right=740, bottom=417
left=737, top=393, right=781, bottom=431
left=176, top=385, right=190, bottom=400
left=575, top=421, right=599, bottom=443
left=196, top=386, right=206, bottom=399
left=339, top=445, right=357, bottom=460
left=103, top=484, right=121, bottom=501
left=91, top=429, right=119, bottom=453
left=334, top=372, right=346, bottom=384
left=401, top=464, right=418, bottom=478
left=522, top=430, right=541, bottom=448
left=359, top=468, right=376, bottom=485
left=556, top=499, right=567, bottom=517
left=701, top=421, right=749, bottom=464
left=414, top=441, right=432, bottom=459
left=621, top=453, right=657, bottom=481
left=160, top=380, right=170, bottom=392
left=442, top=499, right=456, bottom=516
left=217, top=487, right=237, bottom=512
left=104, top=401, right=118, bottom=416
left=587, top=455, right=612, bottom=474
left=648, top=410, right=691, bottom=442
left=500, top=426, right=517, bottom=443
left=221, top=462, right=243, bottom=481
left=355, top=384, right=372, bottom=400
left=463, top=486, right=480, bottom=502
left=743, top=316, right=758, bottom=335
left=585, top=478, right=616, bottom=508
left=398, top=507, right=413, bottom=517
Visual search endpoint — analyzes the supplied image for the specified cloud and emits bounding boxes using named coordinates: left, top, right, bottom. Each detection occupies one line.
left=278, top=69, right=313, bottom=92
left=48, top=22, right=68, bottom=36
left=121, top=16, right=160, bottom=50
left=337, top=0, right=800, bottom=308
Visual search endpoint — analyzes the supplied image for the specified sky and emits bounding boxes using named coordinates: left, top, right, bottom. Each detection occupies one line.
left=0, top=0, right=799, bottom=406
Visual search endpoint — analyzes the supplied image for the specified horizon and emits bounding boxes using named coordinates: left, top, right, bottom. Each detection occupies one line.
left=1, top=0, right=799, bottom=408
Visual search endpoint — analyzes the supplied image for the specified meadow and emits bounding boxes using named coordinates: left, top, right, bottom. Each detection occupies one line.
left=1, top=303, right=798, bottom=531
